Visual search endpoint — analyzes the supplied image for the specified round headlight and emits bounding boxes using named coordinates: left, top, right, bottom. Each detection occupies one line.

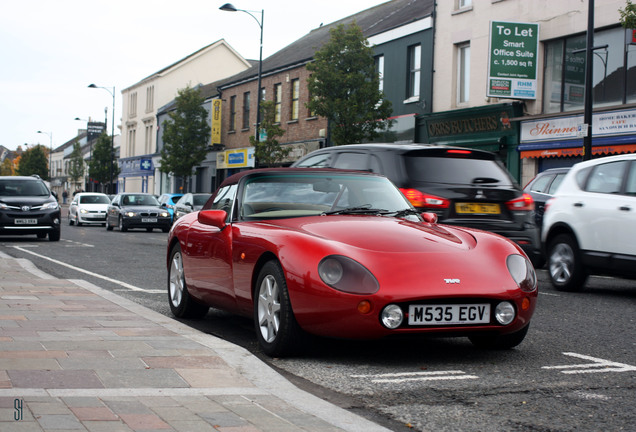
left=506, top=254, right=537, bottom=292
left=125, top=211, right=136, bottom=217
left=381, top=304, right=404, bottom=329
left=318, top=257, right=343, bottom=285
left=495, top=301, right=515, bottom=325
left=318, top=255, right=379, bottom=294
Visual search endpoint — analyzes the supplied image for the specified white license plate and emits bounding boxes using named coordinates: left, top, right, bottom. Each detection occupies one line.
left=408, top=304, right=490, bottom=325
left=141, top=218, right=157, bottom=223
left=14, top=219, right=37, bottom=225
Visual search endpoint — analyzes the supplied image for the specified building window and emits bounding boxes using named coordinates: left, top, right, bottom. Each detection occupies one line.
left=407, top=44, right=421, bottom=100
left=127, top=127, right=136, bottom=157
left=129, top=92, right=137, bottom=118
left=375, top=55, right=385, bottom=92
left=146, top=86, right=154, bottom=112
left=458, top=0, right=472, bottom=9
left=242, top=92, right=251, bottom=130
left=543, top=27, right=634, bottom=113
left=290, top=79, right=300, bottom=121
left=457, top=43, right=470, bottom=104
left=144, top=123, right=153, bottom=154
left=229, top=95, right=236, bottom=132
left=274, top=84, right=282, bottom=123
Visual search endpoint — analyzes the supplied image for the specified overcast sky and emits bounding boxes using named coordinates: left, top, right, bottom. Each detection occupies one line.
left=1, top=0, right=387, bottom=152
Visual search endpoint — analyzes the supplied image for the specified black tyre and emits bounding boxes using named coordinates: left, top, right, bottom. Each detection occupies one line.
left=254, top=260, right=304, bottom=357
left=547, top=234, right=587, bottom=292
left=469, top=325, right=529, bottom=349
left=146, top=228, right=153, bottom=232
left=119, top=216, right=127, bottom=232
left=106, top=218, right=113, bottom=231
left=167, top=244, right=209, bottom=318
left=69, top=216, right=74, bottom=226
left=162, top=227, right=170, bottom=233
left=48, top=230, right=61, bottom=242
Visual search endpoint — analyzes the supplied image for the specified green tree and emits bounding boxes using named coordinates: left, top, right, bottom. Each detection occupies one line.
left=89, top=132, right=120, bottom=192
left=306, top=22, right=393, bottom=146
left=17, top=145, right=49, bottom=179
left=249, top=101, right=290, bottom=167
left=68, top=140, right=85, bottom=191
left=0, top=158, right=15, bottom=176
left=159, top=85, right=211, bottom=191
left=619, top=0, right=636, bottom=28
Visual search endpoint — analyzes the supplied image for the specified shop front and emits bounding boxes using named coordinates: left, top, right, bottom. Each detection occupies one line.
left=518, top=106, right=636, bottom=182
left=416, top=102, right=524, bottom=181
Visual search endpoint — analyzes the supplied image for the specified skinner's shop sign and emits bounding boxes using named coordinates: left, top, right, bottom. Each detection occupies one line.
left=488, top=21, right=539, bottom=100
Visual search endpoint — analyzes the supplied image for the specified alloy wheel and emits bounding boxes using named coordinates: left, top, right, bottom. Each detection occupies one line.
left=257, top=275, right=281, bottom=343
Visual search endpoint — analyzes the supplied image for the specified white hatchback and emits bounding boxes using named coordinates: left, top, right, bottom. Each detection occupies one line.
left=69, top=193, right=111, bottom=226
left=542, top=153, right=636, bottom=291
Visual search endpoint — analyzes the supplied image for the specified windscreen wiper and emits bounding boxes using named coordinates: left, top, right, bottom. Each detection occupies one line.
left=322, top=205, right=387, bottom=215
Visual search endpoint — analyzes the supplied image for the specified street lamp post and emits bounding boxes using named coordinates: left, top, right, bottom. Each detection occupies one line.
left=88, top=84, right=116, bottom=193
left=220, top=3, right=264, bottom=142
left=36, top=130, right=52, bottom=180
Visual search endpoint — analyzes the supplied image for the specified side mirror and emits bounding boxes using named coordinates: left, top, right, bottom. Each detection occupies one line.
left=160, top=203, right=167, bottom=208
left=198, top=210, right=227, bottom=229
left=421, top=212, right=438, bottom=224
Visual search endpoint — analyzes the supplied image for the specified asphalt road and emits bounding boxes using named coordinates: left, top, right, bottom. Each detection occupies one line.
left=1, top=219, right=635, bottom=432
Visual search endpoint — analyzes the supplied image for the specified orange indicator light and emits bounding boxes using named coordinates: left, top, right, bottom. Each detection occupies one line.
left=358, top=300, right=372, bottom=314
left=521, top=297, right=531, bottom=310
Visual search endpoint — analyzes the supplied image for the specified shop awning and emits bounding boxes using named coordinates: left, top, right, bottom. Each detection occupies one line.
left=518, top=135, right=636, bottom=158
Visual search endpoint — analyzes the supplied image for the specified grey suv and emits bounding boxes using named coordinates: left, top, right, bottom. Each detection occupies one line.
left=0, top=175, right=61, bottom=241
left=292, top=143, right=541, bottom=264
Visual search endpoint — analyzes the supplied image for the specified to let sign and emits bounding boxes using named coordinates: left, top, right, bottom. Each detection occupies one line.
left=488, top=21, right=539, bottom=99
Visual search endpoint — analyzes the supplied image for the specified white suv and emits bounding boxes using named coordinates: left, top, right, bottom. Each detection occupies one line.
left=542, top=153, right=636, bottom=291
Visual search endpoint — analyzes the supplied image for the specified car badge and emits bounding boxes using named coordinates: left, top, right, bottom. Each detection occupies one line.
left=21, top=206, right=30, bottom=212
left=444, top=278, right=460, bottom=284
left=475, top=190, right=486, bottom=200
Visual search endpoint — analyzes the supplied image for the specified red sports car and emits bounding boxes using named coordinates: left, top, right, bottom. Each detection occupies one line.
left=167, top=169, right=538, bottom=357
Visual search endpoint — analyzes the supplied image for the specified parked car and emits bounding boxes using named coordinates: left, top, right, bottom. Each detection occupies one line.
left=158, top=193, right=184, bottom=222
left=173, top=193, right=212, bottom=221
left=0, top=175, right=61, bottom=241
left=523, top=167, right=570, bottom=230
left=106, top=193, right=171, bottom=232
left=167, top=168, right=538, bottom=357
left=68, top=192, right=110, bottom=226
left=292, top=143, right=541, bottom=265
left=542, top=154, right=636, bottom=291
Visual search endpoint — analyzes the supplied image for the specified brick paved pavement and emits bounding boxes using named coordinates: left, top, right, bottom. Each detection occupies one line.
left=0, top=253, right=391, bottom=432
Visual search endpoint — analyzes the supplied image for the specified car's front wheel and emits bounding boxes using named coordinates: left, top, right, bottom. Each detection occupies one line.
left=547, top=234, right=587, bottom=291
left=254, top=260, right=304, bottom=357
left=469, top=325, right=529, bottom=349
left=119, top=216, right=127, bottom=232
left=106, top=217, right=113, bottom=231
left=167, top=244, right=209, bottom=318
left=48, top=230, right=60, bottom=242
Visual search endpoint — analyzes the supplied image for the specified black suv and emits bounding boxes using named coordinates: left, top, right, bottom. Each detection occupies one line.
left=0, top=175, right=61, bottom=241
left=292, top=143, right=541, bottom=264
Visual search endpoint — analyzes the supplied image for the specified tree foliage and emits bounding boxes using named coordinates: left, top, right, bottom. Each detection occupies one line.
left=306, top=22, right=393, bottom=146
left=619, top=0, right=636, bottom=28
left=17, top=145, right=49, bottom=179
left=159, top=85, right=211, bottom=190
left=68, top=140, right=85, bottom=188
left=249, top=100, right=290, bottom=167
left=0, top=158, right=15, bottom=176
left=89, top=132, right=120, bottom=189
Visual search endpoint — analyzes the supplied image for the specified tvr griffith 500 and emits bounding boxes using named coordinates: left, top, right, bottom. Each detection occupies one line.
left=167, top=169, right=537, bottom=357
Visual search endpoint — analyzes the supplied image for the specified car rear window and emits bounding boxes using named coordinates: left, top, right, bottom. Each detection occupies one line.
left=403, top=152, right=514, bottom=186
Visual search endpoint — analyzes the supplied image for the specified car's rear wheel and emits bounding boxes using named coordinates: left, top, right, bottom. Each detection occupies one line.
left=469, top=325, right=529, bottom=349
left=254, top=260, right=304, bottom=357
left=547, top=234, right=587, bottom=291
left=168, top=244, right=208, bottom=318
left=119, top=216, right=127, bottom=232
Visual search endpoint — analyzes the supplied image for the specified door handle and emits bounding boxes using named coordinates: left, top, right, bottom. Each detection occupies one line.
left=573, top=202, right=584, bottom=207
left=619, top=206, right=631, bottom=211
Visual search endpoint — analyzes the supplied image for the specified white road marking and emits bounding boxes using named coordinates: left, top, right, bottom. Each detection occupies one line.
left=543, top=352, right=636, bottom=374
left=11, top=246, right=164, bottom=294
left=351, top=370, right=478, bottom=383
